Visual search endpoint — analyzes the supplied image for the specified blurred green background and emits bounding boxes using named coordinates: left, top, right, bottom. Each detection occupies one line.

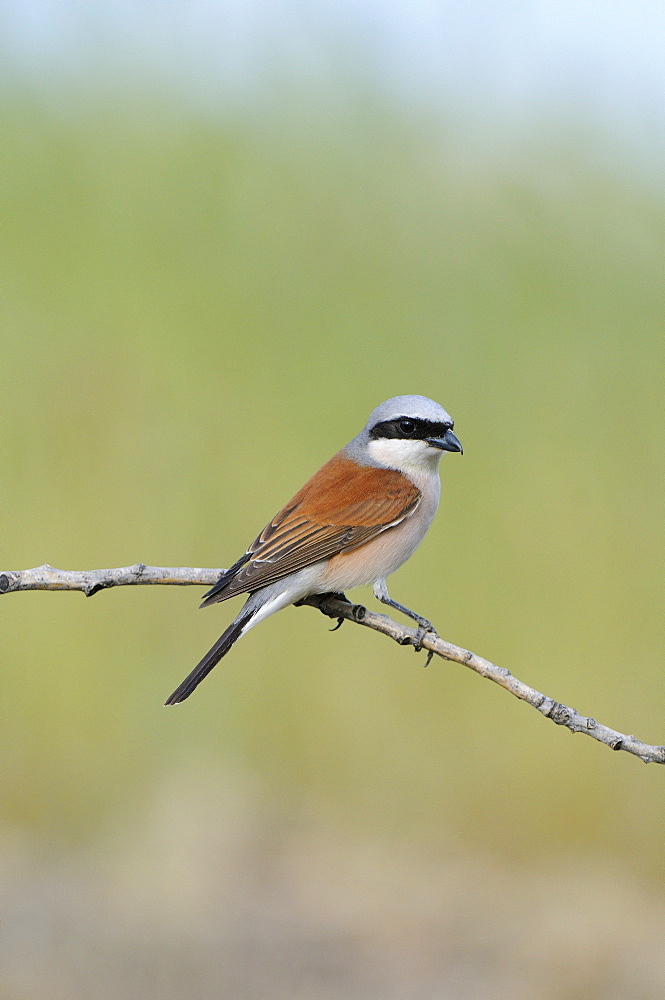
left=1, top=4, right=664, bottom=998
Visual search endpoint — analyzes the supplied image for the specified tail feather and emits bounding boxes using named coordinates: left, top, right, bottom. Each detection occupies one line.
left=164, top=607, right=255, bottom=705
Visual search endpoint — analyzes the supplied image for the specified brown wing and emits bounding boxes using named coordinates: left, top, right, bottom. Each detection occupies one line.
left=202, top=452, right=420, bottom=604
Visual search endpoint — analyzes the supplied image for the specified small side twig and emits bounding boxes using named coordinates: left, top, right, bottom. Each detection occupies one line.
left=2, top=564, right=663, bottom=766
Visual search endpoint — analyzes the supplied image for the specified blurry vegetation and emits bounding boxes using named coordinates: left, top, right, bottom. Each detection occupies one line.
left=1, top=84, right=664, bottom=890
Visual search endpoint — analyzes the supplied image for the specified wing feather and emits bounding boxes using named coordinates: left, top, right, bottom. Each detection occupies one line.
left=201, top=452, right=420, bottom=605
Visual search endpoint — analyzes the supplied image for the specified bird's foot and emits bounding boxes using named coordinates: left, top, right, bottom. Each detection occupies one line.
left=412, top=621, right=438, bottom=667
left=413, top=613, right=435, bottom=633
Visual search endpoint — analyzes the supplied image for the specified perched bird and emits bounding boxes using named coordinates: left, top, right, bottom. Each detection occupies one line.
left=165, top=395, right=462, bottom=705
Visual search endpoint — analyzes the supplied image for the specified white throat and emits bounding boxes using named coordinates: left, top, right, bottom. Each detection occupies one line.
left=366, top=437, right=443, bottom=489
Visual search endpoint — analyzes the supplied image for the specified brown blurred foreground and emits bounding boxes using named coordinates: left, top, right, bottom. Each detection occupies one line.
left=2, top=775, right=663, bottom=1000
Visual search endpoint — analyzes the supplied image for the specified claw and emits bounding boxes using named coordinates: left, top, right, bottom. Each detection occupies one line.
left=412, top=625, right=437, bottom=666
left=330, top=617, right=345, bottom=632
left=413, top=626, right=426, bottom=652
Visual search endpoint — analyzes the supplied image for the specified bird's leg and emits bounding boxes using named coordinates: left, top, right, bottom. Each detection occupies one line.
left=373, top=579, right=436, bottom=632
left=373, top=579, right=438, bottom=661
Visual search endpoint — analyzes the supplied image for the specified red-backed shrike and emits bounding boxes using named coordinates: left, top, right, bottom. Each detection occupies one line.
left=166, top=395, right=462, bottom=705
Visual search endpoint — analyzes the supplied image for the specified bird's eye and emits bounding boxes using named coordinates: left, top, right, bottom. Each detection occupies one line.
left=399, top=419, right=416, bottom=435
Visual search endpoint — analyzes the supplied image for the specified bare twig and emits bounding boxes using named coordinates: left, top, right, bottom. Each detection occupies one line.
left=2, top=563, right=663, bottom=766
left=0, top=563, right=218, bottom=597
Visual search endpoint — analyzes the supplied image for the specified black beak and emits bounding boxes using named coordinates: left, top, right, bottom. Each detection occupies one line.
left=428, top=428, right=463, bottom=454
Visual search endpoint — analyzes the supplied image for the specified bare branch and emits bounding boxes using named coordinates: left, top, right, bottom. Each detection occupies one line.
left=2, top=564, right=663, bottom=766
left=0, top=563, right=220, bottom=597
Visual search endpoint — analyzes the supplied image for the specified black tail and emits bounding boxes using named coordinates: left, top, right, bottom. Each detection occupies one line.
left=164, top=607, right=255, bottom=706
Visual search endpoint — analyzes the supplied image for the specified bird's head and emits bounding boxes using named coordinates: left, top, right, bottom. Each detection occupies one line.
left=351, top=394, right=462, bottom=474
